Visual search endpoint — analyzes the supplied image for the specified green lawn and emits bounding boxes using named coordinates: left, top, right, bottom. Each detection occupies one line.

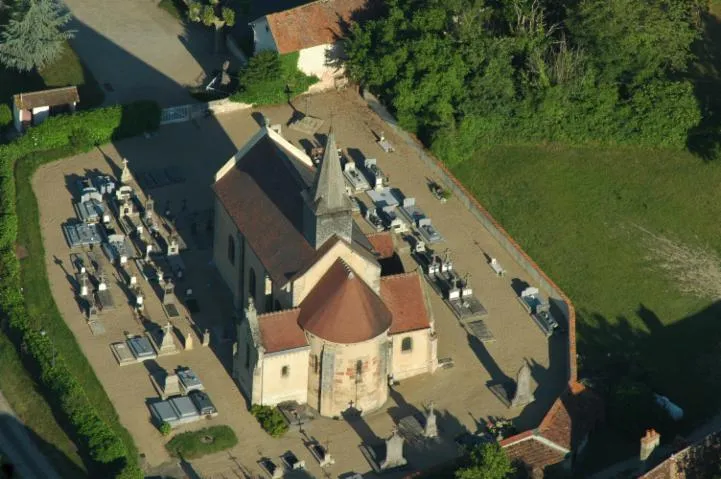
left=165, top=426, right=238, bottom=459
left=450, top=145, right=721, bottom=423
left=0, top=41, right=103, bottom=109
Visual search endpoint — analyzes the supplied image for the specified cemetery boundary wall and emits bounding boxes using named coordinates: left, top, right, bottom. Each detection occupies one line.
left=362, top=91, right=578, bottom=385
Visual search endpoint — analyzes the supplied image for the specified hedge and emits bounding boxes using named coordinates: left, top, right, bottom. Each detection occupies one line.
left=0, top=100, right=159, bottom=478
left=250, top=405, right=288, bottom=437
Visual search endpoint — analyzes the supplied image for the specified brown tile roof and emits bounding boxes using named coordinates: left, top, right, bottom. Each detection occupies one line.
left=263, top=0, right=370, bottom=54
left=502, top=436, right=567, bottom=469
left=640, top=431, right=721, bottom=479
left=537, top=382, right=604, bottom=451
left=298, top=258, right=391, bottom=343
left=367, top=232, right=394, bottom=259
left=257, top=309, right=307, bottom=353
left=380, top=272, right=431, bottom=335
left=13, top=86, right=79, bottom=110
left=213, top=134, right=316, bottom=285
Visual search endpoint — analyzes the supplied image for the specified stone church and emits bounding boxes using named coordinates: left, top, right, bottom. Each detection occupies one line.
left=211, top=125, right=438, bottom=417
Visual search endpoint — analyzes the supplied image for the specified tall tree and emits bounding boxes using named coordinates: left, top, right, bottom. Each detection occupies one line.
left=185, top=0, right=243, bottom=54
left=455, top=442, right=514, bottom=479
left=0, top=0, right=74, bottom=72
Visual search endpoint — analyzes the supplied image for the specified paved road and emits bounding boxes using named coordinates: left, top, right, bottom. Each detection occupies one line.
left=64, top=0, right=221, bottom=107
left=0, top=393, right=61, bottom=479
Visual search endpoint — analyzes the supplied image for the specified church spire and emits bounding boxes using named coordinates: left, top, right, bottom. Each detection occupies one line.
left=312, top=129, right=351, bottom=215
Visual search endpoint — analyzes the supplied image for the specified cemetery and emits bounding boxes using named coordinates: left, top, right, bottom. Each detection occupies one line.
left=29, top=92, right=571, bottom=478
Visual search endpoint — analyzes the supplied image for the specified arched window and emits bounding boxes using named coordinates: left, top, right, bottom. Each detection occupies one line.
left=248, top=267, right=257, bottom=301
left=281, top=365, right=290, bottom=377
left=401, top=337, right=413, bottom=352
left=227, top=235, right=235, bottom=265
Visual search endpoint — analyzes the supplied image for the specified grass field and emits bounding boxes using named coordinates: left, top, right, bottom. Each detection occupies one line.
left=450, top=145, right=721, bottom=422
left=0, top=334, right=86, bottom=477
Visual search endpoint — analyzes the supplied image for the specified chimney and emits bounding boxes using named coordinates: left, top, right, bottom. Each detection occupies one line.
left=640, top=429, right=661, bottom=461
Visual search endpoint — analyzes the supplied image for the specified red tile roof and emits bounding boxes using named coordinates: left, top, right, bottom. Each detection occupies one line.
left=502, top=435, right=567, bottom=469
left=213, top=134, right=316, bottom=285
left=380, top=272, right=432, bottom=335
left=298, top=258, right=391, bottom=343
left=263, top=0, right=370, bottom=54
left=537, top=382, right=604, bottom=451
left=257, top=309, right=307, bottom=353
left=366, top=232, right=394, bottom=259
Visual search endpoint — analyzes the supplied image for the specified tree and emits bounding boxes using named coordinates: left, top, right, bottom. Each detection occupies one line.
left=185, top=0, right=244, bottom=54
left=455, top=443, right=514, bottom=479
left=0, top=0, right=74, bottom=72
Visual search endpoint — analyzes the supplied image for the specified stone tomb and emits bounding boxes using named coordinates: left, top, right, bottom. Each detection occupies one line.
left=148, top=321, right=179, bottom=357
left=398, top=402, right=439, bottom=449
left=110, top=341, right=135, bottom=366
left=162, top=279, right=181, bottom=318
left=305, top=440, right=334, bottom=467
left=258, top=457, right=283, bottom=479
left=281, top=450, right=305, bottom=471
left=362, top=428, right=408, bottom=473
left=489, top=363, right=535, bottom=408
left=150, top=371, right=181, bottom=399
left=95, top=272, right=115, bottom=309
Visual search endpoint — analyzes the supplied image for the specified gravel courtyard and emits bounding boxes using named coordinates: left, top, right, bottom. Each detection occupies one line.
left=32, top=90, right=567, bottom=477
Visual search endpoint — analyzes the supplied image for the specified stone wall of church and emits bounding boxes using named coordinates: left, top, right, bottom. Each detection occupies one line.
left=213, top=198, right=242, bottom=308
left=259, top=349, right=310, bottom=405
left=234, top=319, right=259, bottom=402
left=291, top=241, right=382, bottom=306
left=307, top=332, right=390, bottom=417
left=389, top=329, right=436, bottom=381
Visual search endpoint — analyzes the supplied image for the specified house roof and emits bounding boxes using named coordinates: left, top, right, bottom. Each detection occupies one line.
left=380, top=272, right=432, bottom=335
left=367, top=231, right=394, bottom=259
left=213, top=133, right=316, bottom=285
left=537, top=381, right=604, bottom=451
left=501, top=382, right=604, bottom=470
left=257, top=309, right=308, bottom=353
left=13, top=86, right=79, bottom=110
left=298, top=258, right=391, bottom=343
left=261, top=0, right=370, bottom=54
left=501, top=434, right=568, bottom=470
left=640, top=431, right=721, bottom=479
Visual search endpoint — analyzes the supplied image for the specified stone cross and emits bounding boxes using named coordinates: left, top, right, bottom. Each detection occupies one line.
left=424, top=402, right=438, bottom=438
left=510, top=363, right=535, bottom=408
left=380, top=428, right=407, bottom=470
left=120, top=158, right=131, bottom=184
left=79, top=273, right=89, bottom=297
left=97, top=273, right=107, bottom=292
left=159, top=321, right=176, bottom=353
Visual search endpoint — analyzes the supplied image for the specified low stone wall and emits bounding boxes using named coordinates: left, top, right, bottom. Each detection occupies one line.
left=206, top=98, right=251, bottom=115
left=362, top=91, right=577, bottom=384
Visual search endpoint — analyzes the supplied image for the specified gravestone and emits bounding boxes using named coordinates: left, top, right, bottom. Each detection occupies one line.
left=202, top=329, right=210, bottom=347
left=129, top=274, right=137, bottom=286
left=162, top=279, right=176, bottom=305
left=162, top=373, right=181, bottom=399
left=120, top=158, right=132, bottom=184
left=144, top=243, right=153, bottom=261
left=167, top=236, right=179, bottom=256
left=134, top=287, right=144, bottom=311
left=184, top=330, right=193, bottom=350
left=144, top=196, right=154, bottom=222
left=87, top=302, right=99, bottom=321
left=157, top=321, right=177, bottom=355
left=380, top=429, right=407, bottom=470
left=79, top=272, right=89, bottom=297
left=424, top=402, right=438, bottom=438
left=510, top=363, right=534, bottom=407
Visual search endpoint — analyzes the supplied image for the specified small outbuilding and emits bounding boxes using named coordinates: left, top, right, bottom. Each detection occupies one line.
left=13, top=86, right=79, bottom=133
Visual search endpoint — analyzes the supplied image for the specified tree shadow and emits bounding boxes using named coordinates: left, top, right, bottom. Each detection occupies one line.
left=0, top=412, right=87, bottom=479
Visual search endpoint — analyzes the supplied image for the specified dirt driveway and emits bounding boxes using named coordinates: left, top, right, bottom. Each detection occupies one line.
left=65, top=0, right=222, bottom=107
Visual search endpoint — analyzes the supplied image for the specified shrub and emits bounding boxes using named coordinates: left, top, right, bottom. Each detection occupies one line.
left=250, top=405, right=288, bottom=437
left=0, top=104, right=11, bottom=128
left=159, top=422, right=172, bottom=436
left=230, top=52, right=318, bottom=106
left=0, top=100, right=159, bottom=478
left=165, top=426, right=238, bottom=459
